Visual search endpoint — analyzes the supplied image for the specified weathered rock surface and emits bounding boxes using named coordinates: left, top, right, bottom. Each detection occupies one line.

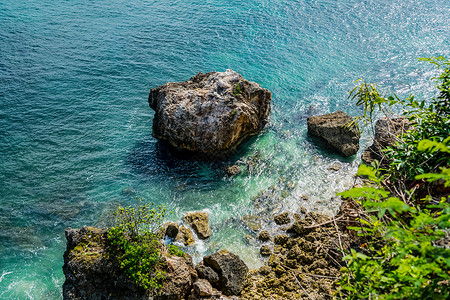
left=184, top=211, right=211, bottom=240
left=164, top=222, right=179, bottom=239
left=307, top=110, right=359, bottom=156
left=224, top=165, right=241, bottom=176
left=362, top=117, right=410, bottom=166
left=202, top=249, right=249, bottom=296
left=274, top=212, right=291, bottom=225
left=240, top=211, right=355, bottom=300
left=175, top=225, right=196, bottom=246
left=149, top=70, right=271, bottom=154
left=62, top=226, right=197, bottom=300
left=257, top=230, right=271, bottom=242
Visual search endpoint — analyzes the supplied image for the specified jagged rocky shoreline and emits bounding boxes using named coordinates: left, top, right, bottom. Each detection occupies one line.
left=62, top=71, right=406, bottom=299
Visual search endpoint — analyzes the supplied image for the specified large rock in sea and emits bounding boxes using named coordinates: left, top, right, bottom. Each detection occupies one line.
left=307, top=110, right=359, bottom=157
left=149, top=70, right=271, bottom=155
left=362, top=117, right=410, bottom=166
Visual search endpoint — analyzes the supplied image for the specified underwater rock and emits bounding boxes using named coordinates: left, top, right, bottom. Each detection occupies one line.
left=184, top=211, right=211, bottom=240
left=362, top=117, right=410, bottom=166
left=202, top=249, right=249, bottom=296
left=149, top=70, right=271, bottom=155
left=307, top=110, right=359, bottom=156
left=328, top=162, right=342, bottom=171
left=241, top=215, right=263, bottom=231
left=224, top=164, right=242, bottom=176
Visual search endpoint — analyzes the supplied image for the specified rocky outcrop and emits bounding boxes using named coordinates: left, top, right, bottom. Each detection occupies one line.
left=184, top=211, right=211, bottom=240
left=62, top=226, right=197, bottom=300
left=362, top=117, right=410, bottom=166
left=175, top=225, right=196, bottom=246
left=164, top=222, right=179, bottom=239
left=201, top=249, right=249, bottom=296
left=63, top=227, right=249, bottom=300
left=149, top=70, right=271, bottom=155
left=307, top=110, right=359, bottom=156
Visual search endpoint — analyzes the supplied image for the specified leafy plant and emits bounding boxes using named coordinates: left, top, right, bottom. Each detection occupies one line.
left=349, top=57, right=450, bottom=195
left=168, top=244, right=186, bottom=258
left=107, top=199, right=168, bottom=291
left=336, top=165, right=450, bottom=299
left=233, top=82, right=243, bottom=95
left=336, top=59, right=450, bottom=299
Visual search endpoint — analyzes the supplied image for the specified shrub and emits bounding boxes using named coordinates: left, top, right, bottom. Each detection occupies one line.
left=107, top=199, right=168, bottom=291
left=336, top=58, right=450, bottom=298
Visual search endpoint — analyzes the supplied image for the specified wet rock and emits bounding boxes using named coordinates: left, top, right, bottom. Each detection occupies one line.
left=260, top=245, right=271, bottom=256
left=241, top=215, right=263, bottom=231
left=274, top=212, right=291, bottom=225
left=224, top=165, right=241, bottom=176
left=164, top=222, right=179, bottom=239
left=202, top=249, right=249, bottom=296
left=192, top=279, right=213, bottom=297
left=149, top=70, right=272, bottom=154
left=274, top=234, right=289, bottom=246
left=362, top=117, right=410, bottom=166
left=327, top=163, right=342, bottom=171
left=307, top=110, right=359, bottom=156
left=196, top=261, right=220, bottom=284
left=175, top=226, right=196, bottom=246
left=184, top=211, right=211, bottom=240
left=257, top=230, right=270, bottom=242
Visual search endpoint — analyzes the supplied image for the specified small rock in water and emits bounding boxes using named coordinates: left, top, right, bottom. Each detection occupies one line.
left=175, top=226, right=195, bottom=246
left=260, top=245, right=271, bottom=256
left=224, top=164, right=242, bottom=176
left=184, top=211, right=211, bottom=239
left=327, top=162, right=342, bottom=171
left=307, top=110, right=360, bottom=156
left=273, top=212, right=291, bottom=225
left=257, top=230, right=271, bottom=242
left=164, top=222, right=179, bottom=238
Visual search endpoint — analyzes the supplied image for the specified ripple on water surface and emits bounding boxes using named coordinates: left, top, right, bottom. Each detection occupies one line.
left=1, top=0, right=449, bottom=298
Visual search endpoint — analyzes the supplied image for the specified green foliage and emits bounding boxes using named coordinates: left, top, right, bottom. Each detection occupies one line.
left=168, top=244, right=185, bottom=258
left=337, top=166, right=450, bottom=299
left=350, top=57, right=450, bottom=184
left=233, top=82, right=243, bottom=95
left=107, top=200, right=168, bottom=291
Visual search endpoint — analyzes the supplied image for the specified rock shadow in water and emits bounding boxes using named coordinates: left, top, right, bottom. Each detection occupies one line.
left=126, top=136, right=225, bottom=186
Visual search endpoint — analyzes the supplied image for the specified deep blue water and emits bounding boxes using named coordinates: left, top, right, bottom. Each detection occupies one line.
left=1, top=0, right=449, bottom=298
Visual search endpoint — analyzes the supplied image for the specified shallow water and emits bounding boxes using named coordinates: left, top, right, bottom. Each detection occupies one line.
left=1, top=0, right=449, bottom=298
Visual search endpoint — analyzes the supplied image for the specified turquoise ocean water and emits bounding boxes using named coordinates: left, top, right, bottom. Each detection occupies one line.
left=1, top=0, right=449, bottom=298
